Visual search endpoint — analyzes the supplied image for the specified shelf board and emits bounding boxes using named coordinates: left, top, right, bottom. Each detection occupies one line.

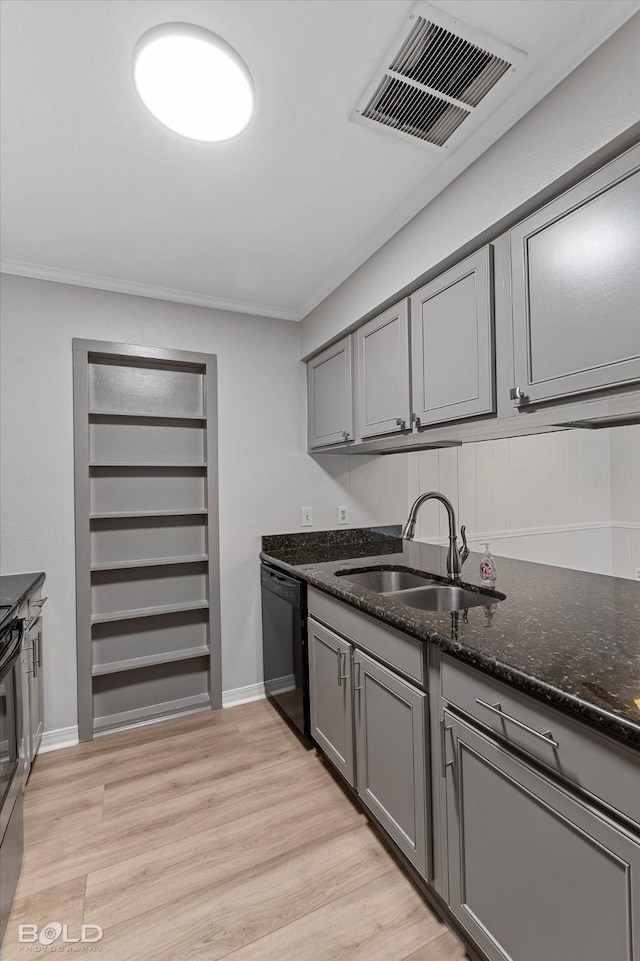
left=89, top=409, right=206, bottom=422
left=90, top=509, right=208, bottom=520
left=91, top=600, right=209, bottom=624
left=92, top=646, right=210, bottom=676
left=91, top=554, right=208, bottom=572
left=89, top=462, right=206, bottom=469
left=93, top=693, right=211, bottom=735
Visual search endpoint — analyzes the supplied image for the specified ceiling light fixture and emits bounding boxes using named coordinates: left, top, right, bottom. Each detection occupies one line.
left=133, top=23, right=254, bottom=142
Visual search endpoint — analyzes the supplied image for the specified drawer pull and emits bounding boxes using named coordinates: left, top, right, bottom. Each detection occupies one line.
left=476, top=699, right=559, bottom=749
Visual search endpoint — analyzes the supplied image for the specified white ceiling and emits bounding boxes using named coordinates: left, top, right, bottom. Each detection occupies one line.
left=1, top=0, right=638, bottom=321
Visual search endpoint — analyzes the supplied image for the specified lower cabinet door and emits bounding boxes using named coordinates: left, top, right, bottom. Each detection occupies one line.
left=308, top=618, right=354, bottom=786
left=354, top=650, right=428, bottom=877
left=444, top=711, right=640, bottom=961
left=29, top=619, right=44, bottom=759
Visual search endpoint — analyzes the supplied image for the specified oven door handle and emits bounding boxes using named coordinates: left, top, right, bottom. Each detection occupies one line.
left=0, top=619, right=25, bottom=682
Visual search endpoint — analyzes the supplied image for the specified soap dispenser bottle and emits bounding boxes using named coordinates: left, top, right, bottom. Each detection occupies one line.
left=479, top=543, right=497, bottom=583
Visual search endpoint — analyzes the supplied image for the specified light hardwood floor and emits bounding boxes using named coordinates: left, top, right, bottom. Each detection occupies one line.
left=3, top=699, right=467, bottom=961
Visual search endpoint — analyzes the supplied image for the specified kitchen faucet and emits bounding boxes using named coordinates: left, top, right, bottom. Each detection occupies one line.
left=402, top=492, right=469, bottom=579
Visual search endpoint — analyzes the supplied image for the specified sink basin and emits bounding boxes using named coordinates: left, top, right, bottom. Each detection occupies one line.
left=391, top=584, right=497, bottom=612
left=336, top=568, right=437, bottom=593
left=335, top=566, right=503, bottom=613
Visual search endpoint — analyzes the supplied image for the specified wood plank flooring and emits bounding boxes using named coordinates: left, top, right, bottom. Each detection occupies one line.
left=3, top=699, right=467, bottom=961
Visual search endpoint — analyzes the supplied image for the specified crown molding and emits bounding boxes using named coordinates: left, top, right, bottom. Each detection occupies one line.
left=0, top=259, right=300, bottom=322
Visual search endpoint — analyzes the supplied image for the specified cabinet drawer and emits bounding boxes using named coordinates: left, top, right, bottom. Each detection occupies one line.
left=308, top=587, right=426, bottom=687
left=441, top=655, right=639, bottom=827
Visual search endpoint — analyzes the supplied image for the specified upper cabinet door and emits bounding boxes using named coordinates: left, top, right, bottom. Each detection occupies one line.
left=510, top=144, right=640, bottom=408
left=355, top=301, right=411, bottom=439
left=307, top=335, right=354, bottom=449
left=411, top=246, right=495, bottom=427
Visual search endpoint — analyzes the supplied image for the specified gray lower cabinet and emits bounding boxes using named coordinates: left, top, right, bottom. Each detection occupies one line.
left=444, top=710, right=640, bottom=961
left=26, top=616, right=44, bottom=763
left=353, top=649, right=428, bottom=876
left=19, top=607, right=45, bottom=779
left=307, top=335, right=354, bottom=448
left=411, top=245, right=494, bottom=427
left=510, top=142, right=640, bottom=408
left=355, top=301, right=410, bottom=439
left=308, top=618, right=355, bottom=785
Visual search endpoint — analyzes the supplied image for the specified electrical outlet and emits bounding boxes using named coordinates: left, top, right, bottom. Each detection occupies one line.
left=301, top=506, right=313, bottom=527
left=337, top=505, right=349, bottom=525
left=634, top=568, right=640, bottom=581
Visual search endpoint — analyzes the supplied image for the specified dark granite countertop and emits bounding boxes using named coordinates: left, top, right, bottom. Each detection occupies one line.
left=0, top=572, right=46, bottom=629
left=261, top=527, right=640, bottom=750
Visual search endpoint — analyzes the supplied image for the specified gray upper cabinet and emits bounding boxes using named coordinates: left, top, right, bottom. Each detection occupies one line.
left=444, top=711, right=640, bottom=961
left=510, top=144, right=640, bottom=407
left=307, top=335, right=354, bottom=448
left=308, top=617, right=355, bottom=786
left=353, top=649, right=428, bottom=877
left=355, top=301, right=410, bottom=439
left=410, top=245, right=495, bottom=427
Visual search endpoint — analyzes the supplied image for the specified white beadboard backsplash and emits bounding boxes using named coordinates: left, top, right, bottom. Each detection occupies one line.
left=407, top=425, right=640, bottom=580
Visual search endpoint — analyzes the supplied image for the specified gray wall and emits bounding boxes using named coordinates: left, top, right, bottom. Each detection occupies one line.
left=0, top=274, right=407, bottom=739
left=300, top=12, right=640, bottom=358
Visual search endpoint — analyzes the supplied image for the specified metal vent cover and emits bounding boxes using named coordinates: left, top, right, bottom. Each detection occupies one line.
left=353, top=2, right=525, bottom=150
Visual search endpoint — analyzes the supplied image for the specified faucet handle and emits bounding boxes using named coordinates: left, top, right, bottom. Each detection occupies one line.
left=459, top=525, right=469, bottom=565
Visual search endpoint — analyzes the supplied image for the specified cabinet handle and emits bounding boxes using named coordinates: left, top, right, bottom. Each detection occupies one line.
left=440, top=716, right=454, bottom=777
left=395, top=417, right=406, bottom=430
left=36, top=631, right=42, bottom=669
left=353, top=660, right=362, bottom=694
left=337, top=649, right=347, bottom=685
left=342, top=430, right=350, bottom=441
left=509, top=387, right=528, bottom=406
left=475, top=699, right=558, bottom=749
left=411, top=413, right=421, bottom=429
left=339, top=650, right=348, bottom=684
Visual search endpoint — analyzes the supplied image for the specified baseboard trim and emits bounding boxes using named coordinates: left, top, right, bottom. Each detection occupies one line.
left=222, top=682, right=266, bottom=708
left=35, top=685, right=268, bottom=753
left=37, top=725, right=79, bottom=754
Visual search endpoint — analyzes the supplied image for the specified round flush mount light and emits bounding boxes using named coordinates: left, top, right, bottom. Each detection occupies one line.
left=133, top=23, right=254, bottom=142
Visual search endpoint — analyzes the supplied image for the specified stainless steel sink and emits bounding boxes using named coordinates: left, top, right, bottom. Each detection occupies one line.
left=390, top=584, right=496, bottom=612
left=335, top=566, right=503, bottom=612
left=336, top=568, right=437, bottom=593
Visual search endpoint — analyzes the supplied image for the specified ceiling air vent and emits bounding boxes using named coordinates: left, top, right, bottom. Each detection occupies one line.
left=353, top=2, right=525, bottom=150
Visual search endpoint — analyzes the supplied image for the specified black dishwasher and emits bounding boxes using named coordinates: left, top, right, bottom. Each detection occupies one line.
left=261, top=563, right=311, bottom=742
